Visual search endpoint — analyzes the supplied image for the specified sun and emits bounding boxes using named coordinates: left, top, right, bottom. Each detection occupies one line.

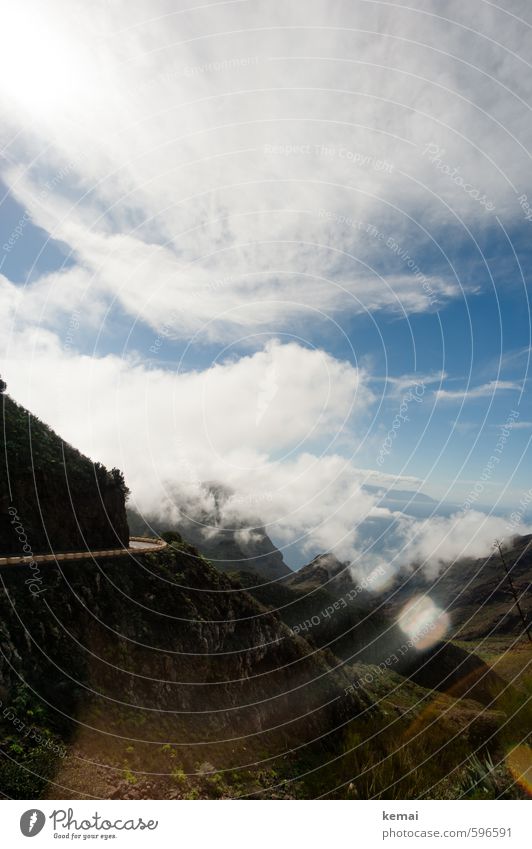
left=0, top=5, right=94, bottom=119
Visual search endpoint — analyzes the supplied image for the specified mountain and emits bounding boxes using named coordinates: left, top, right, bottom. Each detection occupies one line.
left=239, top=548, right=518, bottom=705
left=0, top=393, right=129, bottom=555
left=128, top=483, right=292, bottom=581
left=286, top=552, right=349, bottom=591
left=384, top=534, right=532, bottom=639
left=363, top=485, right=436, bottom=505
left=172, top=516, right=291, bottom=580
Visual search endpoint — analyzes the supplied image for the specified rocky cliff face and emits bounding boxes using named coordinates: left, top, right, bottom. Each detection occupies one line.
left=0, top=394, right=129, bottom=555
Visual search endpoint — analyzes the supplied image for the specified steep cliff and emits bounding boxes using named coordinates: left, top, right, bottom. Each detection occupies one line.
left=0, top=394, right=129, bottom=555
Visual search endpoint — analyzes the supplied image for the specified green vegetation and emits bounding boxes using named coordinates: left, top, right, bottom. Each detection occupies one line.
left=0, top=685, right=68, bottom=799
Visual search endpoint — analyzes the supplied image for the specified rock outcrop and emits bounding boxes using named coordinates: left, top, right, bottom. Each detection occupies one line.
left=0, top=394, right=129, bottom=555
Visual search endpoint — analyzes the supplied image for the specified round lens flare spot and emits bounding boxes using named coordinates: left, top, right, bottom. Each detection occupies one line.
left=506, top=745, right=532, bottom=796
left=397, top=595, right=449, bottom=649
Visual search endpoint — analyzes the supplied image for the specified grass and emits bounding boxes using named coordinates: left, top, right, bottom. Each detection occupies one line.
left=297, top=637, right=532, bottom=800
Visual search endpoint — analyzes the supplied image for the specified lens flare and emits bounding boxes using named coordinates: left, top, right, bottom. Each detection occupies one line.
left=506, top=745, right=532, bottom=796
left=397, top=595, right=449, bottom=649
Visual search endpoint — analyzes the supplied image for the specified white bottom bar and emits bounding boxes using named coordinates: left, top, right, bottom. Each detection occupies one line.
left=2, top=799, right=529, bottom=848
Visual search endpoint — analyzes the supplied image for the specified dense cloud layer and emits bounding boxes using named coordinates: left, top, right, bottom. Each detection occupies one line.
left=2, top=1, right=532, bottom=340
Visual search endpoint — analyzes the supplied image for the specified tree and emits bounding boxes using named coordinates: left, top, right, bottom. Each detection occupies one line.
left=494, top=539, right=532, bottom=643
left=0, top=375, right=6, bottom=393
left=111, top=467, right=131, bottom=501
left=162, top=530, right=183, bottom=545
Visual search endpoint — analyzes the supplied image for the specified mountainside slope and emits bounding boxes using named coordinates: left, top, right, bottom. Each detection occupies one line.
left=0, top=542, right=371, bottom=799
left=385, top=535, right=532, bottom=639
left=1, top=394, right=129, bottom=555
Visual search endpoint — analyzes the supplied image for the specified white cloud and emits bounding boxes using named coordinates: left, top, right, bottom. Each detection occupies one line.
left=374, top=370, right=446, bottom=398
left=1, top=330, right=373, bottom=506
left=2, top=170, right=458, bottom=342
left=392, top=509, right=519, bottom=580
left=435, top=380, right=521, bottom=402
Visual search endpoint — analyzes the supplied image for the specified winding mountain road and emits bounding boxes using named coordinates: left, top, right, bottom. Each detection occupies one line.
left=0, top=536, right=167, bottom=566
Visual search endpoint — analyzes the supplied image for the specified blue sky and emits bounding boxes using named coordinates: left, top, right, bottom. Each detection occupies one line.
left=1, top=0, right=532, bottom=570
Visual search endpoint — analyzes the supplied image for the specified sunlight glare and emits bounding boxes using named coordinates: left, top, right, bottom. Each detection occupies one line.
left=397, top=594, right=449, bottom=650
left=0, top=7, right=93, bottom=118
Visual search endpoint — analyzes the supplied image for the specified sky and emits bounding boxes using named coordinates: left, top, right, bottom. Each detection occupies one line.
left=1, top=0, right=532, bottom=572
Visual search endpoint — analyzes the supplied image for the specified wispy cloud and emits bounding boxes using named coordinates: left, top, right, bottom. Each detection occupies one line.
left=435, top=381, right=521, bottom=402
left=376, top=371, right=446, bottom=398
left=491, top=420, right=532, bottom=430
